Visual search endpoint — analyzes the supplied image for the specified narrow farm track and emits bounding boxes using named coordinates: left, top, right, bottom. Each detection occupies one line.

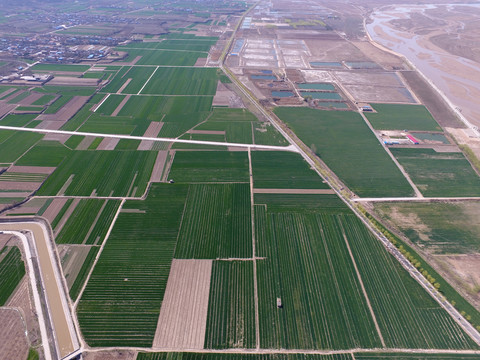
left=0, top=125, right=298, bottom=152
left=339, top=226, right=386, bottom=348
left=248, top=148, right=260, bottom=349
left=358, top=111, right=423, bottom=198
left=220, top=33, right=480, bottom=348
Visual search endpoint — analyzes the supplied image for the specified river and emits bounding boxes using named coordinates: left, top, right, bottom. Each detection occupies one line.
left=366, top=4, right=480, bottom=129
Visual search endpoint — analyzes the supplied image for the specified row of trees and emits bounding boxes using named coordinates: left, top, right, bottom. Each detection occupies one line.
left=358, top=206, right=480, bottom=332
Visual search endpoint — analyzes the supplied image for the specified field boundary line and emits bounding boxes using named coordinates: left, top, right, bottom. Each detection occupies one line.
left=339, top=221, right=386, bottom=348
left=82, top=198, right=109, bottom=245
left=358, top=111, right=422, bottom=198
left=0, top=125, right=298, bottom=152
left=248, top=148, right=260, bottom=349
left=93, top=94, right=110, bottom=112
left=73, top=198, right=125, bottom=310
left=138, top=66, right=159, bottom=95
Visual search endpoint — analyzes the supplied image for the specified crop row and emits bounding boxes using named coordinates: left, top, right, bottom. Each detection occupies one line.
left=0, top=247, right=25, bottom=306
left=56, top=200, right=120, bottom=245
left=205, top=260, right=255, bottom=349
left=274, top=107, right=414, bottom=197
left=168, top=151, right=249, bottom=183
left=141, top=67, right=218, bottom=96
left=37, top=150, right=157, bottom=197
left=175, top=183, right=252, bottom=259
left=69, top=246, right=99, bottom=301
left=77, top=184, right=189, bottom=346
left=341, top=214, right=478, bottom=349
left=137, top=353, right=352, bottom=360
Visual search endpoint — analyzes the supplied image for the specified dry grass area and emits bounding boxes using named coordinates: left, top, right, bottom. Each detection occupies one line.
left=0, top=308, right=29, bottom=360
left=153, top=259, right=212, bottom=350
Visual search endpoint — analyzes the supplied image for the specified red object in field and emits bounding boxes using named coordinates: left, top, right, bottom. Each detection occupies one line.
left=406, top=134, right=419, bottom=144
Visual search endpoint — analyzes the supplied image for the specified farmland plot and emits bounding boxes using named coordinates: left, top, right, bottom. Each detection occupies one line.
left=355, top=353, right=480, bottom=360
left=0, top=247, right=25, bottom=306
left=137, top=353, right=352, bottom=360
left=175, top=184, right=252, bottom=259
left=251, top=151, right=329, bottom=189
left=102, top=66, right=155, bottom=94
left=205, top=261, right=255, bottom=349
left=255, top=208, right=382, bottom=349
left=78, top=184, right=189, bottom=347
left=390, top=148, right=480, bottom=197
left=168, top=151, right=249, bottom=183
left=341, top=215, right=478, bottom=349
left=55, top=199, right=120, bottom=245
left=274, top=108, right=414, bottom=197
left=140, top=67, right=218, bottom=95
left=365, top=104, right=441, bottom=131
left=37, top=151, right=157, bottom=197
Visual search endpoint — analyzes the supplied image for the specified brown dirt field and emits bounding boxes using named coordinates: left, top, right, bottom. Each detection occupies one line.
left=6, top=277, right=41, bottom=347
left=96, top=138, right=120, bottom=151
left=188, top=130, right=226, bottom=135
left=76, top=136, right=96, bottom=150
left=0, top=191, right=31, bottom=198
left=6, top=207, right=40, bottom=215
left=36, top=121, right=64, bottom=130
left=0, top=88, right=18, bottom=98
left=111, top=94, right=131, bottom=116
left=42, top=198, right=68, bottom=224
left=2, top=90, right=26, bottom=103
left=194, top=57, right=207, bottom=67
left=400, top=71, right=464, bottom=128
left=0, top=308, right=29, bottom=360
left=82, top=350, right=136, bottom=360
left=149, top=150, right=168, bottom=182
left=117, top=78, right=132, bottom=94
left=48, top=77, right=99, bottom=87
left=9, top=166, right=56, bottom=174
left=153, top=259, right=212, bottom=349
left=53, top=198, right=80, bottom=234
left=253, top=188, right=335, bottom=194
left=352, top=41, right=405, bottom=70
left=0, top=103, right=16, bottom=119
left=439, top=254, right=480, bottom=299
left=0, top=182, right=41, bottom=191
left=43, top=133, right=70, bottom=143
left=61, top=245, right=92, bottom=288
left=304, top=39, right=368, bottom=60
left=17, top=92, right=43, bottom=106
left=37, top=96, right=90, bottom=122
left=342, top=83, right=415, bottom=103
left=138, top=122, right=163, bottom=151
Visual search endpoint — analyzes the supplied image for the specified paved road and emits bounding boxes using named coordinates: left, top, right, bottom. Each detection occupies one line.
left=220, top=43, right=480, bottom=347
left=352, top=196, right=480, bottom=202
left=0, top=125, right=298, bottom=152
left=0, top=219, right=80, bottom=359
